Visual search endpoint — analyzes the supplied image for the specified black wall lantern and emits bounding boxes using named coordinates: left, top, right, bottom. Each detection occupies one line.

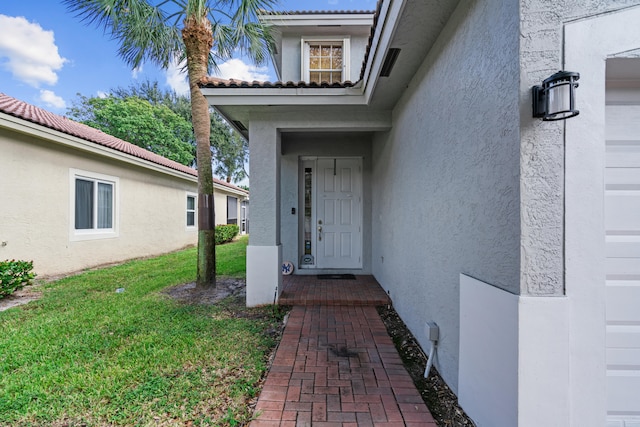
left=532, top=71, right=580, bottom=121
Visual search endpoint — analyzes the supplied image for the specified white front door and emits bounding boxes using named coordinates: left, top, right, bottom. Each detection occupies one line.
left=315, top=158, right=362, bottom=269
left=605, top=78, right=640, bottom=426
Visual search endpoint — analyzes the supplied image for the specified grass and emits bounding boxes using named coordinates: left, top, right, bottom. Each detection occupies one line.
left=0, top=235, right=286, bottom=426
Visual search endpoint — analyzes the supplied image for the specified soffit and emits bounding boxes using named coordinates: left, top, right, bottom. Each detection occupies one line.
left=367, top=0, right=460, bottom=109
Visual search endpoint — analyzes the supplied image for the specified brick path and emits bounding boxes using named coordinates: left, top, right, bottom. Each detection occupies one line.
left=249, top=303, right=437, bottom=426
left=279, top=275, right=391, bottom=306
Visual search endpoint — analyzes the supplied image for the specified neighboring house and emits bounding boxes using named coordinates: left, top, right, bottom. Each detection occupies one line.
left=0, top=93, right=248, bottom=278
left=200, top=2, right=640, bottom=426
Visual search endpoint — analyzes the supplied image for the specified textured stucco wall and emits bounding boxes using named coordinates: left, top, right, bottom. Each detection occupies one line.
left=519, top=0, right=640, bottom=295
left=279, top=134, right=373, bottom=273
left=371, top=0, right=520, bottom=391
left=0, top=129, right=197, bottom=277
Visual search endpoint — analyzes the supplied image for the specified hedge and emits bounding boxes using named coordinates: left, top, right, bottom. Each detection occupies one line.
left=0, top=260, right=36, bottom=299
left=215, top=224, right=240, bottom=245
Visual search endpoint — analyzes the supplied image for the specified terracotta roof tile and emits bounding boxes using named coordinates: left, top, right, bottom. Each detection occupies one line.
left=0, top=93, right=249, bottom=194
left=260, top=10, right=374, bottom=15
left=199, top=77, right=357, bottom=88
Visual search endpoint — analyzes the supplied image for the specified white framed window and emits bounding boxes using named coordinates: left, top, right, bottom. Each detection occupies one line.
left=186, top=193, right=197, bottom=228
left=227, top=196, right=238, bottom=225
left=301, top=36, right=350, bottom=83
left=69, top=169, right=119, bottom=241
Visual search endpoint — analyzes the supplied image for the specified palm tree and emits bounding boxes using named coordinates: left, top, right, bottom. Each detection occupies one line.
left=64, top=0, right=275, bottom=287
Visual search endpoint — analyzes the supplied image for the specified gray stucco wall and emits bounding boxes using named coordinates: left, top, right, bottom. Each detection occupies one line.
left=371, top=0, right=520, bottom=391
left=280, top=134, right=373, bottom=273
left=519, top=0, right=640, bottom=295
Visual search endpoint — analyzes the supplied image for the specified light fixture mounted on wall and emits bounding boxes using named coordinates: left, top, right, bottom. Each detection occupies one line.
left=532, top=71, right=580, bottom=121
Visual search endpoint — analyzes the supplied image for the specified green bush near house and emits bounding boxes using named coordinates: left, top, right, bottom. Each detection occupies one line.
left=215, top=224, right=240, bottom=245
left=0, top=260, right=36, bottom=299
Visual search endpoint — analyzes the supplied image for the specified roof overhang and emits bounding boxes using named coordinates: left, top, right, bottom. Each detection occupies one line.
left=202, top=0, right=461, bottom=139
left=260, top=12, right=375, bottom=27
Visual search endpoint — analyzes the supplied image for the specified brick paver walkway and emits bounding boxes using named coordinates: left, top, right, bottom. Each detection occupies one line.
left=250, top=304, right=436, bottom=426
left=279, top=275, right=390, bottom=306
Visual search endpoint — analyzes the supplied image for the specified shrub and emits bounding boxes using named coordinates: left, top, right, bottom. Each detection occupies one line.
left=0, top=260, right=36, bottom=299
left=215, top=224, right=240, bottom=245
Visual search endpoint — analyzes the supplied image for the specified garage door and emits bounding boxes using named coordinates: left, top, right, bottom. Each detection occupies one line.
left=605, top=87, right=640, bottom=427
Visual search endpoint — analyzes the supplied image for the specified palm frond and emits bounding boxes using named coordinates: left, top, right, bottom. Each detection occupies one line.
left=210, top=0, right=277, bottom=66
left=65, top=0, right=184, bottom=69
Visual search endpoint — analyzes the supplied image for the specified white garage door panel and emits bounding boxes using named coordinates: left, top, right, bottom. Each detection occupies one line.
left=607, top=325, right=640, bottom=348
left=606, top=193, right=640, bottom=231
left=607, top=238, right=640, bottom=258
left=607, top=258, right=640, bottom=278
left=606, top=98, right=640, bottom=424
left=608, top=348, right=640, bottom=368
left=607, top=168, right=640, bottom=186
left=607, top=373, right=640, bottom=414
left=607, top=105, right=640, bottom=140
left=606, top=285, right=640, bottom=322
left=607, top=144, right=640, bottom=168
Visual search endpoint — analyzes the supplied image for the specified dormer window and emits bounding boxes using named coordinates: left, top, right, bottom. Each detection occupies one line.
left=302, top=37, right=351, bottom=83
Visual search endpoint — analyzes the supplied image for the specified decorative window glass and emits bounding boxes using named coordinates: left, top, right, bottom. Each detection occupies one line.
left=309, top=43, right=343, bottom=83
left=186, top=195, right=196, bottom=227
left=302, top=37, right=350, bottom=83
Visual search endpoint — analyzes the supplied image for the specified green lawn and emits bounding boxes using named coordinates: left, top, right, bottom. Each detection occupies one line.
left=0, top=235, right=285, bottom=426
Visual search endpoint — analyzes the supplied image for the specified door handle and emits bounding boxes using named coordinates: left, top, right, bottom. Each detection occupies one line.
left=317, top=225, right=322, bottom=241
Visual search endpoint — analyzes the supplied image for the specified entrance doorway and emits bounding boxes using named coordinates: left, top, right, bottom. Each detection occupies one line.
left=300, top=157, right=362, bottom=269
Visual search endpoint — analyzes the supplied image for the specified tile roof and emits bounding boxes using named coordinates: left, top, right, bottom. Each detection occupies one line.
left=0, top=93, right=249, bottom=194
left=199, top=76, right=358, bottom=89
left=260, top=10, right=375, bottom=15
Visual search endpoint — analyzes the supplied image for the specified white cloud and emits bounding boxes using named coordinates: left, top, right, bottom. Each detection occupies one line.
left=215, top=58, right=270, bottom=82
left=39, top=89, right=66, bottom=109
left=0, top=15, right=66, bottom=87
left=165, top=59, right=189, bottom=95
left=96, top=90, right=108, bottom=99
left=164, top=57, right=270, bottom=95
left=132, top=65, right=143, bottom=79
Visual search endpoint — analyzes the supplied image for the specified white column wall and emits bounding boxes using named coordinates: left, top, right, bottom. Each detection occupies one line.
left=246, top=120, right=282, bottom=306
left=459, top=275, right=570, bottom=427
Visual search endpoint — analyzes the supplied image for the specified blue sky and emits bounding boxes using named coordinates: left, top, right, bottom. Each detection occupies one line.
left=0, top=0, right=376, bottom=113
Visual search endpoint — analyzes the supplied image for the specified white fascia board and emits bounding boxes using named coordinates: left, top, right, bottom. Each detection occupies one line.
left=361, top=0, right=407, bottom=103
left=201, top=88, right=367, bottom=106
left=260, top=14, right=374, bottom=27
left=1, top=113, right=198, bottom=183
left=215, top=184, right=249, bottom=198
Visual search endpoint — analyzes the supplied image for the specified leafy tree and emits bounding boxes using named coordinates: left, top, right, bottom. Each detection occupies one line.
left=65, top=0, right=275, bottom=287
left=112, top=79, right=193, bottom=123
left=68, top=95, right=195, bottom=165
left=113, top=80, right=248, bottom=183
left=210, top=111, right=248, bottom=183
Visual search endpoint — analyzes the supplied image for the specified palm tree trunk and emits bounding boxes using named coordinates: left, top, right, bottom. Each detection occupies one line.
left=183, top=16, right=215, bottom=287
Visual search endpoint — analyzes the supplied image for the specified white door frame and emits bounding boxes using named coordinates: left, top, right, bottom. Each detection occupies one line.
left=298, top=156, right=363, bottom=270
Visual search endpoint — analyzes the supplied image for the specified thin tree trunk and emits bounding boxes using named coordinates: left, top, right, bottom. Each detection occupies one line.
left=183, top=16, right=216, bottom=287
